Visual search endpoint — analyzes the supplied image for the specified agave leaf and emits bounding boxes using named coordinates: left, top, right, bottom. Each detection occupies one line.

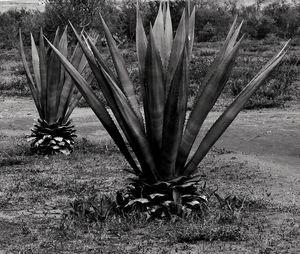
left=135, top=7, right=148, bottom=135
left=57, top=29, right=95, bottom=120
left=188, top=7, right=196, bottom=59
left=176, top=29, right=244, bottom=173
left=58, top=33, right=97, bottom=121
left=168, top=175, right=188, bottom=184
left=172, top=188, right=182, bottom=214
left=136, top=4, right=148, bottom=83
left=160, top=47, right=188, bottom=180
left=100, top=15, right=142, bottom=122
left=125, top=198, right=150, bottom=207
left=176, top=182, right=195, bottom=189
left=153, top=1, right=168, bottom=69
left=56, top=44, right=82, bottom=120
left=165, top=10, right=186, bottom=97
left=136, top=4, right=148, bottom=82
left=144, top=28, right=165, bottom=157
left=152, top=1, right=163, bottom=50
left=162, top=0, right=167, bottom=23
left=39, top=28, right=48, bottom=119
left=184, top=174, right=202, bottom=184
left=47, top=28, right=63, bottom=124
left=67, top=23, right=119, bottom=114
left=258, top=39, right=290, bottom=74
left=152, top=181, right=170, bottom=188
left=64, top=91, right=82, bottom=121
left=19, top=30, right=41, bottom=117
left=101, top=69, right=159, bottom=181
left=45, top=37, right=141, bottom=175
left=83, top=31, right=153, bottom=167
left=199, top=195, right=208, bottom=202
left=149, top=193, right=166, bottom=199
left=225, top=21, right=243, bottom=57
left=186, top=200, right=200, bottom=206
left=68, top=23, right=139, bottom=150
left=64, top=73, right=93, bottom=121
left=85, top=35, right=118, bottom=84
left=195, top=17, right=238, bottom=95
left=163, top=200, right=172, bottom=206
left=85, top=33, right=159, bottom=178
left=199, top=18, right=239, bottom=97
left=30, top=33, right=41, bottom=100
left=78, top=35, right=93, bottom=73
left=56, top=26, right=69, bottom=113
left=184, top=49, right=287, bottom=175
left=164, top=1, right=173, bottom=64
left=187, top=0, right=191, bottom=14
left=52, top=27, right=61, bottom=48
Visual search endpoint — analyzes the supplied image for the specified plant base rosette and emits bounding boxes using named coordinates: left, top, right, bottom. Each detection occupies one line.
left=116, top=176, right=209, bottom=219
left=28, top=119, right=76, bottom=155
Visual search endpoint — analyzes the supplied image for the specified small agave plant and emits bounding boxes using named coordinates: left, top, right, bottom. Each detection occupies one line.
left=47, top=1, right=288, bottom=217
left=19, top=27, right=94, bottom=155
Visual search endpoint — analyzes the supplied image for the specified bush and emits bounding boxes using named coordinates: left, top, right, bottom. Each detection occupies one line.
left=228, top=54, right=299, bottom=109
left=194, top=4, right=232, bottom=42
left=242, top=13, right=276, bottom=40
left=0, top=9, right=44, bottom=48
left=197, top=22, right=216, bottom=42
left=189, top=51, right=213, bottom=96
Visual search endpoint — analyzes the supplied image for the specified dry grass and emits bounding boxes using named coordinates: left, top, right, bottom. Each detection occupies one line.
left=0, top=136, right=299, bottom=253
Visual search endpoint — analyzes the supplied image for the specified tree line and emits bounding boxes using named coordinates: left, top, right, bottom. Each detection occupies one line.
left=1, top=0, right=300, bottom=49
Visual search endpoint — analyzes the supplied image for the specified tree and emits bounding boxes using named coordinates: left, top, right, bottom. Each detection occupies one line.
left=224, top=0, right=239, bottom=16
left=44, top=0, right=103, bottom=40
left=0, top=9, right=44, bottom=48
left=263, top=0, right=300, bottom=38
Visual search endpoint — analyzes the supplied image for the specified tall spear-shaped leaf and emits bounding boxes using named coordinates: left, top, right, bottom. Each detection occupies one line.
left=184, top=41, right=289, bottom=175
left=160, top=47, right=188, bottom=180
left=19, top=30, right=41, bottom=118
left=100, top=15, right=143, bottom=123
left=48, top=0, right=289, bottom=218
left=153, top=1, right=173, bottom=71
left=144, top=27, right=165, bottom=160
left=176, top=22, right=244, bottom=172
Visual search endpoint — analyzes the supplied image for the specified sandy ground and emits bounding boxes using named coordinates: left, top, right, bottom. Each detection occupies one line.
left=0, top=97, right=299, bottom=204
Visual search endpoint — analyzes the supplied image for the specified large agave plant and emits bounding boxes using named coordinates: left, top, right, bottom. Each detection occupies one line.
left=46, top=1, right=288, bottom=216
left=19, top=27, right=94, bottom=155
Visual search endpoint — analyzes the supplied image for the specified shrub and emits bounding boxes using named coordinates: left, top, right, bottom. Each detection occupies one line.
left=228, top=54, right=299, bottom=109
left=0, top=9, right=44, bottom=49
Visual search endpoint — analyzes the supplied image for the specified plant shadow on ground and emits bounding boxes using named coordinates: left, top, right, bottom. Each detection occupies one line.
left=0, top=137, right=299, bottom=253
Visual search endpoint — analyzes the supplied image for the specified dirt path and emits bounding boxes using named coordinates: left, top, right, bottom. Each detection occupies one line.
left=197, top=106, right=300, bottom=179
left=0, top=96, right=299, bottom=186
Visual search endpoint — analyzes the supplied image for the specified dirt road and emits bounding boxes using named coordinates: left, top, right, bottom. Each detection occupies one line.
left=0, top=96, right=299, bottom=183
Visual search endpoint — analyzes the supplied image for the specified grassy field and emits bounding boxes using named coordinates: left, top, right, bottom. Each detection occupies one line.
left=0, top=39, right=299, bottom=253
